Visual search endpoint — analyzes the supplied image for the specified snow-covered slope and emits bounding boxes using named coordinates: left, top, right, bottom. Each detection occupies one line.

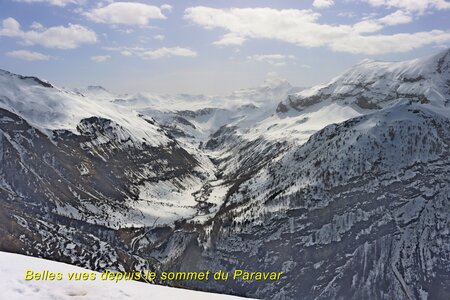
left=0, top=70, right=170, bottom=146
left=111, top=75, right=303, bottom=145
left=278, top=49, right=450, bottom=113
left=154, top=99, right=450, bottom=298
left=0, top=252, right=249, bottom=300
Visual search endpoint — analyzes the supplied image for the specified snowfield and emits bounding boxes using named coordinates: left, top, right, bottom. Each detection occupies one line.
left=0, top=252, right=251, bottom=300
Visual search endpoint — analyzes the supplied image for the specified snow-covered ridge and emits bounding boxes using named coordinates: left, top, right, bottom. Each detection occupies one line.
left=278, top=48, right=450, bottom=113
left=0, top=69, right=54, bottom=88
left=0, top=69, right=170, bottom=147
left=0, top=67, right=304, bottom=148
left=111, top=75, right=302, bottom=112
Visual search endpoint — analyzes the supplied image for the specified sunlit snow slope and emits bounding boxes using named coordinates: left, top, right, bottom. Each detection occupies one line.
left=0, top=252, right=249, bottom=300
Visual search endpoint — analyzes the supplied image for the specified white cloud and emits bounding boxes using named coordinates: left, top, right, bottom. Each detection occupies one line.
left=337, top=11, right=357, bottom=18
left=0, top=17, right=97, bottom=49
left=160, top=4, right=172, bottom=11
left=30, top=22, right=44, bottom=30
left=313, top=0, right=335, bottom=9
left=13, top=0, right=84, bottom=6
left=349, top=10, right=412, bottom=33
left=352, top=20, right=384, bottom=33
left=6, top=49, right=50, bottom=61
left=121, top=50, right=133, bottom=56
left=91, top=55, right=111, bottom=62
left=0, top=18, right=21, bottom=36
left=106, top=46, right=197, bottom=59
left=142, top=47, right=196, bottom=59
left=378, top=10, right=412, bottom=25
left=213, top=33, right=246, bottom=46
left=330, top=30, right=450, bottom=54
left=154, top=34, right=165, bottom=40
left=248, top=54, right=296, bottom=66
left=364, top=0, right=450, bottom=13
left=84, top=2, right=166, bottom=26
left=184, top=7, right=450, bottom=55
left=117, top=28, right=134, bottom=34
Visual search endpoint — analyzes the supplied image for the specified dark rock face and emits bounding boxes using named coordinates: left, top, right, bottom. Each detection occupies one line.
left=355, top=96, right=381, bottom=109
left=0, top=69, right=54, bottom=88
left=0, top=107, right=198, bottom=272
left=276, top=101, right=289, bottom=113
left=153, top=105, right=450, bottom=300
left=18, top=75, right=54, bottom=88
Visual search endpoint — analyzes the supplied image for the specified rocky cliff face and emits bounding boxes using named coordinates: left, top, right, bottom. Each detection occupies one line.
left=1, top=50, right=449, bottom=299
left=164, top=103, right=449, bottom=300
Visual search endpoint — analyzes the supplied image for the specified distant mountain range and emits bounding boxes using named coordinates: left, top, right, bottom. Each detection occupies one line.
left=1, top=49, right=449, bottom=299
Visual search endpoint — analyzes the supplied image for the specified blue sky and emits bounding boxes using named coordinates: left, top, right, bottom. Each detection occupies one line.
left=0, top=0, right=449, bottom=94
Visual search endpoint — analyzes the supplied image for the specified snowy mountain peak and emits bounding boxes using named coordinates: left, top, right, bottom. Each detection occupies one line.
left=87, top=85, right=109, bottom=92
left=0, top=69, right=53, bottom=89
left=278, top=49, right=450, bottom=113
left=0, top=69, right=171, bottom=147
left=73, top=85, right=115, bottom=100
left=356, top=58, right=377, bottom=65
left=229, top=76, right=301, bottom=106
left=430, top=47, right=450, bottom=74
left=261, top=73, right=292, bottom=89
